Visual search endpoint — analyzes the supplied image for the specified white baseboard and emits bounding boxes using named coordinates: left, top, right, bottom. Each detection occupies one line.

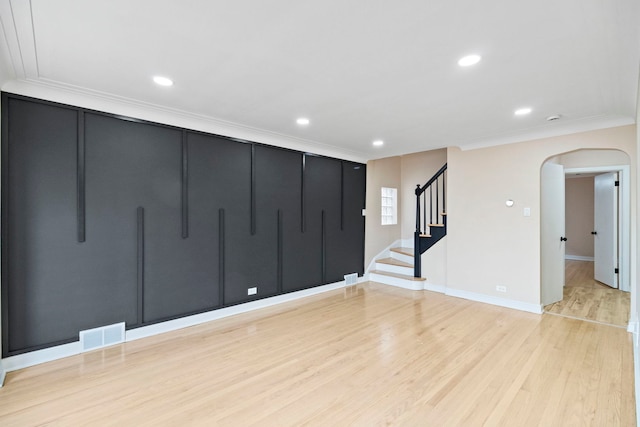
left=0, top=360, right=5, bottom=387
left=634, top=330, right=640, bottom=427
left=445, top=288, right=543, bottom=314
left=127, top=280, right=345, bottom=342
left=565, top=255, right=594, bottom=261
left=1, top=280, right=346, bottom=373
left=424, top=282, right=446, bottom=293
left=2, top=342, right=81, bottom=372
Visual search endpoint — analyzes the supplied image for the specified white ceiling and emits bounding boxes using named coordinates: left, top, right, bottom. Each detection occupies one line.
left=0, top=0, right=639, bottom=160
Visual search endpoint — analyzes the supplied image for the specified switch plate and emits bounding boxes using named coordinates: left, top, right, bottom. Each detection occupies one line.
left=248, top=287, right=257, bottom=295
left=523, top=207, right=531, bottom=217
left=496, top=285, right=507, bottom=293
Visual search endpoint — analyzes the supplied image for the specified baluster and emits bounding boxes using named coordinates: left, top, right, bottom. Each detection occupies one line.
left=429, top=185, right=433, bottom=226
left=442, top=170, right=446, bottom=216
left=414, top=163, right=447, bottom=277
left=415, top=184, right=421, bottom=233
left=422, top=192, right=426, bottom=234
left=436, top=178, right=439, bottom=224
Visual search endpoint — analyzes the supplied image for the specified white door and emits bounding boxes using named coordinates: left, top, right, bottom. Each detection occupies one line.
left=594, top=172, right=618, bottom=288
left=541, top=162, right=565, bottom=306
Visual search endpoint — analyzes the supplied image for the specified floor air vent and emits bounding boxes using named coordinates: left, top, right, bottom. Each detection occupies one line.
left=344, top=273, right=358, bottom=286
left=79, top=322, right=125, bottom=352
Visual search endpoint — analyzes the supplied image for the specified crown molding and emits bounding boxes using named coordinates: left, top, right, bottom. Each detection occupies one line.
left=456, top=115, right=635, bottom=151
left=1, top=78, right=370, bottom=163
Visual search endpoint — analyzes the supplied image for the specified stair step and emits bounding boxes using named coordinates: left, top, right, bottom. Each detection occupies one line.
left=441, top=212, right=447, bottom=216
left=370, top=270, right=426, bottom=282
left=390, top=247, right=414, bottom=257
left=376, top=257, right=412, bottom=268
left=369, top=270, right=426, bottom=291
left=428, top=223, right=445, bottom=227
left=419, top=234, right=431, bottom=238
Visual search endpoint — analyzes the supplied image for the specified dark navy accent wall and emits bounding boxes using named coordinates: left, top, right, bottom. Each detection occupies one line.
left=254, top=146, right=309, bottom=293
left=332, top=162, right=367, bottom=277
left=84, top=114, right=185, bottom=325
left=304, top=155, right=343, bottom=284
left=0, top=93, right=366, bottom=357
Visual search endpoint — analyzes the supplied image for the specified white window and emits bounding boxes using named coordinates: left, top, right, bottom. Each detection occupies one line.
left=381, top=187, right=397, bottom=225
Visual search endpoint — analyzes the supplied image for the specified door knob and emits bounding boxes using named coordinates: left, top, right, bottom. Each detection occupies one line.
left=560, top=237, right=567, bottom=242
left=591, top=231, right=597, bottom=235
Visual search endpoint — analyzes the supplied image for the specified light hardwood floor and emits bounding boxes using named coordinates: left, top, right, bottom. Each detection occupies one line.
left=545, top=260, right=630, bottom=327
left=0, top=282, right=634, bottom=426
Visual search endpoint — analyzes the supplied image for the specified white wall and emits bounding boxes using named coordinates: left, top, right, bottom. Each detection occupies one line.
left=399, top=149, right=448, bottom=286
left=364, top=149, right=447, bottom=271
left=421, top=238, right=447, bottom=288
left=400, top=149, right=447, bottom=240
left=633, top=68, right=640, bottom=427
left=560, top=149, right=630, bottom=168
left=635, top=71, right=640, bottom=331
left=447, top=125, right=636, bottom=306
left=364, top=156, right=402, bottom=268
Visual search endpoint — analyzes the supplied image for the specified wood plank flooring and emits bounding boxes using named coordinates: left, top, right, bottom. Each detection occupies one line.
left=0, top=282, right=634, bottom=426
left=545, top=260, right=630, bottom=327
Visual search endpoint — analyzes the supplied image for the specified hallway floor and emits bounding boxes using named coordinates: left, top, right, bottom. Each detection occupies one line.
left=544, top=260, right=630, bottom=328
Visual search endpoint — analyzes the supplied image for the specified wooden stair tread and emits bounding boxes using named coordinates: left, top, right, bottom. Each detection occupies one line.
left=419, top=234, right=431, bottom=238
left=370, top=270, right=426, bottom=281
left=390, top=247, right=414, bottom=257
left=375, top=257, right=412, bottom=268
left=428, top=223, right=445, bottom=227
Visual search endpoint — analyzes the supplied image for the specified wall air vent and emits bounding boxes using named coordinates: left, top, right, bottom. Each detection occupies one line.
left=344, top=273, right=358, bottom=286
left=79, top=322, right=125, bottom=352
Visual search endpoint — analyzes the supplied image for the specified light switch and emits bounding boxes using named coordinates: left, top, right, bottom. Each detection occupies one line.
left=523, top=207, right=531, bottom=217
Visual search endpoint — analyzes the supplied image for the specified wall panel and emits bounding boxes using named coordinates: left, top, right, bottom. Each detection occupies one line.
left=85, top=114, right=206, bottom=324
left=254, top=146, right=304, bottom=293
left=305, top=155, right=342, bottom=284
left=329, top=162, right=366, bottom=278
left=188, top=133, right=258, bottom=306
left=3, top=100, right=141, bottom=354
left=1, top=93, right=366, bottom=356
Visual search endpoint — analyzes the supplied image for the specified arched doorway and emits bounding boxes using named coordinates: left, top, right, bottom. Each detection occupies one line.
left=540, top=148, right=632, bottom=327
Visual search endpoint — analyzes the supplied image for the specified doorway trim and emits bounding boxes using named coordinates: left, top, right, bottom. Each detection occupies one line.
left=564, top=165, right=630, bottom=292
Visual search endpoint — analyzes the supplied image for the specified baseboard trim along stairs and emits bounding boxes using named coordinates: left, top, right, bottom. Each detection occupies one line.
left=369, top=247, right=426, bottom=291
left=367, top=244, right=542, bottom=315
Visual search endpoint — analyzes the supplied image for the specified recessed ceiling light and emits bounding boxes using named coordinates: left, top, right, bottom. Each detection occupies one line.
left=296, top=117, right=310, bottom=125
left=458, top=54, right=481, bottom=67
left=153, top=76, right=174, bottom=87
left=514, top=107, right=532, bottom=116
left=373, top=140, right=384, bottom=147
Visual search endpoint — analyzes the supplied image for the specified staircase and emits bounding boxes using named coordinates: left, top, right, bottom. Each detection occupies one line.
left=414, top=163, right=447, bottom=277
left=368, top=164, right=447, bottom=290
left=369, top=247, right=426, bottom=290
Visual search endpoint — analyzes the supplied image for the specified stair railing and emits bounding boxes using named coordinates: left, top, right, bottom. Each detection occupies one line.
left=414, top=163, right=447, bottom=277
